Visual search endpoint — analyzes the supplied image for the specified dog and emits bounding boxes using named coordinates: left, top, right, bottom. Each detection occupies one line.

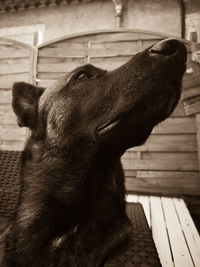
left=1, top=38, right=186, bottom=266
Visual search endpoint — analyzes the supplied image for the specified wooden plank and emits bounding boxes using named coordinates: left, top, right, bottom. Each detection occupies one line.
left=45, top=41, right=87, bottom=50
left=138, top=196, right=151, bottom=227
left=38, top=42, right=87, bottom=58
left=0, top=58, right=30, bottom=75
left=195, top=114, right=200, bottom=171
left=0, top=73, right=29, bottom=89
left=0, top=90, right=12, bottom=104
left=182, top=87, right=200, bottom=100
left=130, top=135, right=197, bottom=152
left=38, top=56, right=86, bottom=65
left=37, top=79, right=56, bottom=88
left=183, top=99, right=200, bottom=115
left=37, top=61, right=84, bottom=73
left=89, top=55, right=132, bottom=62
left=0, top=127, right=26, bottom=141
left=141, top=152, right=197, bottom=161
left=125, top=177, right=200, bottom=196
left=152, top=117, right=196, bottom=134
left=8, top=33, right=35, bottom=46
left=37, top=72, right=66, bottom=80
left=171, top=101, right=185, bottom=117
left=183, top=76, right=200, bottom=89
left=123, top=170, right=137, bottom=177
left=173, top=198, right=200, bottom=267
left=0, top=125, right=23, bottom=131
left=87, top=32, right=162, bottom=42
left=150, top=196, right=173, bottom=267
left=121, top=151, right=139, bottom=160
left=0, top=44, right=30, bottom=58
left=0, top=110, right=17, bottom=125
left=0, top=103, right=10, bottom=110
left=88, top=40, right=157, bottom=56
left=89, top=56, right=132, bottom=70
left=0, top=37, right=31, bottom=48
left=136, top=170, right=199, bottom=179
left=69, top=32, right=163, bottom=43
left=121, top=158, right=198, bottom=171
left=126, top=194, right=138, bottom=203
left=161, top=198, right=194, bottom=267
left=0, top=140, right=24, bottom=151
left=183, top=95, right=200, bottom=105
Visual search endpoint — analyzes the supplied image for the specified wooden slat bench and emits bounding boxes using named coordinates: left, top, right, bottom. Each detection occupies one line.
left=127, top=195, right=200, bottom=267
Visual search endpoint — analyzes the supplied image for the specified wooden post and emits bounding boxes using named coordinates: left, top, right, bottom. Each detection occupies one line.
left=195, top=114, right=200, bottom=172
left=190, top=32, right=200, bottom=172
left=27, top=38, right=38, bottom=139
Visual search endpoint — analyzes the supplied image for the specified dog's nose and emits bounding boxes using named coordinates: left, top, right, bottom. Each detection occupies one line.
left=149, top=38, right=186, bottom=57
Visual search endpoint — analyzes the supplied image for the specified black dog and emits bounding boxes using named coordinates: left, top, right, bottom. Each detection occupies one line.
left=2, top=39, right=186, bottom=266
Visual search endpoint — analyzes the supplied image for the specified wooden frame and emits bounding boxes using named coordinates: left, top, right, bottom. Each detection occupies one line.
left=39, top=28, right=190, bottom=48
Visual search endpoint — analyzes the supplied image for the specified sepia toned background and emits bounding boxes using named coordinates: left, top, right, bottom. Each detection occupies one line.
left=0, top=1, right=200, bottom=266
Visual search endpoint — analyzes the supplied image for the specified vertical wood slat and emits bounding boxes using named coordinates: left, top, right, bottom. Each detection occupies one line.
left=28, top=44, right=37, bottom=138
left=161, top=198, right=194, bottom=267
left=33, top=46, right=38, bottom=86
left=150, top=196, right=174, bottom=267
left=29, top=46, right=36, bottom=85
left=173, top=199, right=200, bottom=267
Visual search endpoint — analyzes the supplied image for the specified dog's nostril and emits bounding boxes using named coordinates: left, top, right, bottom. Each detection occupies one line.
left=149, top=39, right=182, bottom=56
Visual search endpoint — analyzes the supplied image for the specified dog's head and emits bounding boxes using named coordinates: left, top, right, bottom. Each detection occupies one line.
left=12, top=39, right=186, bottom=160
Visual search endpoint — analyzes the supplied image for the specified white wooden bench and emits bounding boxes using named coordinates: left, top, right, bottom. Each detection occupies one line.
left=127, top=195, right=200, bottom=267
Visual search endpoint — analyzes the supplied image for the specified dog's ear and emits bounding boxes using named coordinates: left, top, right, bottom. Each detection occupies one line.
left=12, top=82, right=45, bottom=129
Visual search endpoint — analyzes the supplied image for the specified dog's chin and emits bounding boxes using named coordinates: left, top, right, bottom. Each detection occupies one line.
left=122, top=87, right=180, bottom=149
left=95, top=83, right=180, bottom=145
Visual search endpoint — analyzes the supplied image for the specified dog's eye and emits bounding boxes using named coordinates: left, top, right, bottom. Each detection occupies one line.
left=74, top=71, right=96, bottom=81
left=77, top=73, right=87, bottom=79
left=75, top=71, right=91, bottom=80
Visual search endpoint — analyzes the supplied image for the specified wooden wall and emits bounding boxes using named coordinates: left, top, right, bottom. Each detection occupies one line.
left=0, top=37, right=34, bottom=150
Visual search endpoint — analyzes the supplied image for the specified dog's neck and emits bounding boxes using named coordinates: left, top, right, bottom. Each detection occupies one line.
left=20, top=139, right=126, bottom=221
left=10, top=140, right=126, bottom=261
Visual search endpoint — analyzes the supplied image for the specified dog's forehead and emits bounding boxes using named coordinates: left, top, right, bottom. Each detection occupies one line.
left=38, top=72, right=74, bottom=113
